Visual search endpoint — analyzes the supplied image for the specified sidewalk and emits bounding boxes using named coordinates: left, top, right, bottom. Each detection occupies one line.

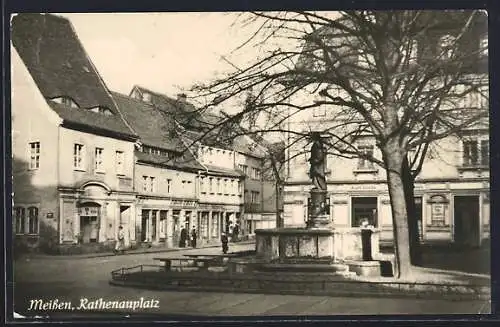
left=19, top=241, right=255, bottom=260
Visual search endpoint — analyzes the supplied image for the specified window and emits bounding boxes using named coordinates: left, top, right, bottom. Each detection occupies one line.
left=313, top=95, right=327, bottom=117
left=29, top=142, right=40, bottom=169
left=357, top=145, right=374, bottom=169
left=15, top=207, right=25, bottom=234
left=481, top=140, right=489, bottom=165
left=94, top=147, right=104, bottom=172
left=217, top=178, right=221, bottom=194
left=480, top=36, right=488, bottom=56
left=238, top=164, right=248, bottom=175
left=231, top=180, right=236, bottom=195
left=251, top=167, right=261, bottom=180
left=438, top=34, right=455, bottom=59
left=200, top=177, right=206, bottom=193
left=251, top=191, right=260, bottom=203
left=116, top=151, right=124, bottom=175
left=73, top=144, right=84, bottom=170
left=142, top=176, right=155, bottom=192
left=28, top=206, right=38, bottom=234
left=463, top=140, right=478, bottom=166
left=142, top=92, right=152, bottom=103
left=166, top=179, right=172, bottom=194
left=209, top=177, right=214, bottom=193
left=150, top=177, right=156, bottom=193
left=462, top=139, right=489, bottom=167
left=238, top=181, right=243, bottom=195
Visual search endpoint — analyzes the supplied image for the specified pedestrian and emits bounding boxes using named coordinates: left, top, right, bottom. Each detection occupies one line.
left=221, top=232, right=229, bottom=254
left=114, top=225, right=125, bottom=255
left=233, top=223, right=240, bottom=242
left=228, top=221, right=234, bottom=242
left=180, top=226, right=187, bottom=248
left=191, top=226, right=197, bottom=248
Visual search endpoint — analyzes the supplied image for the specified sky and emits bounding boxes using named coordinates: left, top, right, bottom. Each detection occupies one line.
left=59, top=12, right=261, bottom=100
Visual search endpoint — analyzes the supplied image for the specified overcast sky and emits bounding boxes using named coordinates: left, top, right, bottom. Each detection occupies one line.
left=59, top=12, right=260, bottom=99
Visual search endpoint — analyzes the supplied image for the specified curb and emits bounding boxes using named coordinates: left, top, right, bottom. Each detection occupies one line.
left=19, top=241, right=256, bottom=260
left=108, top=278, right=490, bottom=301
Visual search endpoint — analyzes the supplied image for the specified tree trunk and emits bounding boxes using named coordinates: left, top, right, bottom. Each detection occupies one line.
left=275, top=181, right=282, bottom=228
left=402, top=157, right=423, bottom=266
left=384, top=147, right=413, bottom=279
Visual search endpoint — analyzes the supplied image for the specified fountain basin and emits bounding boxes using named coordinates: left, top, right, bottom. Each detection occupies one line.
left=255, top=227, right=380, bottom=262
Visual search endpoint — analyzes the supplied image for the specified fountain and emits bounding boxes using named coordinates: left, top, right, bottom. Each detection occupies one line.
left=254, top=132, right=384, bottom=275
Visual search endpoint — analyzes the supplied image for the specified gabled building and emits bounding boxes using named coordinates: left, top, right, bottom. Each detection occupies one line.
left=112, top=92, right=205, bottom=248
left=11, top=13, right=139, bottom=252
left=128, top=86, right=246, bottom=244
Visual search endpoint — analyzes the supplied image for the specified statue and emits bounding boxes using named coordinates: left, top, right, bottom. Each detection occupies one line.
left=308, top=132, right=327, bottom=191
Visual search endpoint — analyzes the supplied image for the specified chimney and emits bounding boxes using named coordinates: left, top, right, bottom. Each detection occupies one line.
left=177, top=93, right=187, bottom=102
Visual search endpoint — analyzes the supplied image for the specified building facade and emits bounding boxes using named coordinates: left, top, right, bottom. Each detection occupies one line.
left=11, top=13, right=282, bottom=253
left=282, top=11, right=489, bottom=246
left=12, top=13, right=139, bottom=252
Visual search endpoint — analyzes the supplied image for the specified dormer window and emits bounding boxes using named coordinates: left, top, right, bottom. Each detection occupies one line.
left=89, top=106, right=114, bottom=116
left=438, top=34, right=455, bottom=59
left=51, top=96, right=79, bottom=108
left=142, top=92, right=152, bottom=103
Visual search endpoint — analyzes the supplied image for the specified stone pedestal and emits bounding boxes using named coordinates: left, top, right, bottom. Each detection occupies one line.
left=308, top=189, right=331, bottom=228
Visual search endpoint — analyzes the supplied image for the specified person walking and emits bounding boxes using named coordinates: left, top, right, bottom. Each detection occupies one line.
left=191, top=227, right=197, bottom=248
left=221, top=232, right=229, bottom=254
left=114, top=225, right=125, bottom=255
left=233, top=222, right=240, bottom=242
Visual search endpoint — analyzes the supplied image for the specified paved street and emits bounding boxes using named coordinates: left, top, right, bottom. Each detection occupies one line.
left=12, top=243, right=490, bottom=317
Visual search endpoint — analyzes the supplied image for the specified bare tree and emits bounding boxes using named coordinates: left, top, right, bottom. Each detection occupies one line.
left=186, top=10, right=488, bottom=278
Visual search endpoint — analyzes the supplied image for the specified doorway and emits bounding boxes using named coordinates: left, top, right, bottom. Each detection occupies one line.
left=454, top=196, right=480, bottom=247
left=78, top=203, right=100, bottom=243
left=415, top=197, right=423, bottom=241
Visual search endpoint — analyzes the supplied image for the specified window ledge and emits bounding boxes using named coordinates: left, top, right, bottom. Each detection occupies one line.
left=73, top=168, right=86, bottom=172
left=117, top=173, right=126, bottom=177
left=95, top=170, right=105, bottom=174
left=353, top=168, right=378, bottom=175
left=457, top=165, right=488, bottom=172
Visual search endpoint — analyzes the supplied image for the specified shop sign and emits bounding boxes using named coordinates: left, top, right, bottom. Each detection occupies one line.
left=79, top=206, right=99, bottom=216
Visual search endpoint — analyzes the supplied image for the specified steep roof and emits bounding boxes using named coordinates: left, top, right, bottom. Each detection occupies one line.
left=112, top=92, right=181, bottom=151
left=11, top=13, right=136, bottom=139
left=135, top=150, right=204, bottom=172
left=49, top=102, right=138, bottom=139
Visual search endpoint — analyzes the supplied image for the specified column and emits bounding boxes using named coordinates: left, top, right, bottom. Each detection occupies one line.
left=208, top=210, right=213, bottom=241
left=147, top=210, right=153, bottom=242
left=155, top=210, right=160, bottom=243
left=99, top=202, right=107, bottom=243
left=180, top=209, right=186, bottom=228
left=166, top=210, right=173, bottom=248
left=129, top=204, right=136, bottom=244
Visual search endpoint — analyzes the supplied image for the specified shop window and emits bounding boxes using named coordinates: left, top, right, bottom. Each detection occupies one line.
left=351, top=197, right=378, bottom=227
left=428, top=195, right=447, bottom=227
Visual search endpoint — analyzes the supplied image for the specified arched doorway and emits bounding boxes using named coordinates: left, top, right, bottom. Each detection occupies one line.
left=78, top=202, right=101, bottom=243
